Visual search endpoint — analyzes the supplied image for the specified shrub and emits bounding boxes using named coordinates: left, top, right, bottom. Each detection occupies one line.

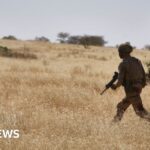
left=0, top=45, right=37, bottom=59
left=57, top=32, right=70, bottom=43
left=2, top=35, right=17, bottom=40
left=79, top=35, right=107, bottom=48
left=35, top=36, right=50, bottom=42
left=67, top=35, right=107, bottom=48
left=67, top=36, right=80, bottom=44
left=0, top=46, right=11, bottom=55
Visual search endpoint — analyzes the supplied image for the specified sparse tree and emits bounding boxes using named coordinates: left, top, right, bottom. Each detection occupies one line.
left=67, top=36, right=81, bottom=44
left=79, top=36, right=89, bottom=48
left=2, top=35, right=17, bottom=40
left=35, top=36, right=50, bottom=42
left=79, top=35, right=107, bottom=48
left=67, top=35, right=107, bottom=48
left=57, top=32, right=70, bottom=43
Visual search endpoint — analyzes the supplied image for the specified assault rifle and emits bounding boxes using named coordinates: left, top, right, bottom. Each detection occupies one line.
left=100, top=72, right=118, bottom=95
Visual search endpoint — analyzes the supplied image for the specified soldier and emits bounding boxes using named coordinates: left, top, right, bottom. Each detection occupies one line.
left=111, top=43, right=150, bottom=122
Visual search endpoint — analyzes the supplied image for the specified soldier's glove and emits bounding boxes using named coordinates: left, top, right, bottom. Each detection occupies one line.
left=111, top=84, right=117, bottom=90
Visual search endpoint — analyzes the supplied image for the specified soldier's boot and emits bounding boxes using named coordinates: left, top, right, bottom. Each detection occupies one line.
left=143, top=115, right=150, bottom=122
left=112, top=110, right=124, bottom=123
left=135, top=110, right=150, bottom=122
left=132, top=99, right=150, bottom=122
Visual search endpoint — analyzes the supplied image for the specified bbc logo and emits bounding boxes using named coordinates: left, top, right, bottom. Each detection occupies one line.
left=0, top=130, right=20, bottom=139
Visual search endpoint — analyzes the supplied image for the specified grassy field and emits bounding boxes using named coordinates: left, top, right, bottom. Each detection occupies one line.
left=0, top=39, right=150, bottom=150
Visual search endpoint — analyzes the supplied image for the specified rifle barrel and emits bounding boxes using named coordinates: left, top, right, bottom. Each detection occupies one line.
left=100, top=88, right=107, bottom=95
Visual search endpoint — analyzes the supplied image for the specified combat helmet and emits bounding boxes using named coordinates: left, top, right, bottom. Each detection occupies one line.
left=118, top=42, right=133, bottom=54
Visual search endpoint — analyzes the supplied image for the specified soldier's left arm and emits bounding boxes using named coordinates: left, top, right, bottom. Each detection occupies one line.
left=112, top=62, right=126, bottom=89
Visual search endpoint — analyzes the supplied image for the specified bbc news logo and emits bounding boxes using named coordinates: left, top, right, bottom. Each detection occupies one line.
left=0, top=130, right=20, bottom=139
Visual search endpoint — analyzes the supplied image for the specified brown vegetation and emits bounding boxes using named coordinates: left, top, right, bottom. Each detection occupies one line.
left=0, top=39, right=150, bottom=149
left=0, top=45, right=37, bottom=59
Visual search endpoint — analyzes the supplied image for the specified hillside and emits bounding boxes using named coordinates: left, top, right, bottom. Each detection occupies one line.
left=0, top=39, right=150, bottom=149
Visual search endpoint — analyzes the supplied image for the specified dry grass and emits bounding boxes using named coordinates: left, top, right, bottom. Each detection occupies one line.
left=0, top=39, right=150, bottom=149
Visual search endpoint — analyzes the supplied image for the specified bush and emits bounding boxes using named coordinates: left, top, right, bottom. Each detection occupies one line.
left=57, top=32, right=70, bottom=43
left=0, top=46, right=11, bottom=55
left=67, top=35, right=107, bottom=48
left=35, top=36, right=50, bottom=42
left=2, top=35, right=17, bottom=40
left=79, top=35, right=107, bottom=48
left=67, top=36, right=80, bottom=44
left=0, top=45, right=37, bottom=59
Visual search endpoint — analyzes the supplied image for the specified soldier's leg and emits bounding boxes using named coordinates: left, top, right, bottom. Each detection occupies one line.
left=131, top=95, right=150, bottom=121
left=113, top=97, right=131, bottom=122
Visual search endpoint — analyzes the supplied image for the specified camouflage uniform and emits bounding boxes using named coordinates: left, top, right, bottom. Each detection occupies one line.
left=114, top=56, right=150, bottom=121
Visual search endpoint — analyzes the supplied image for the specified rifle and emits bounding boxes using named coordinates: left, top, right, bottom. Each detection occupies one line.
left=100, top=72, right=118, bottom=95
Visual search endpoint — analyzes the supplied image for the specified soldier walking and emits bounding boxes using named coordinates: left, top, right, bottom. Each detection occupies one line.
left=111, top=43, right=150, bottom=122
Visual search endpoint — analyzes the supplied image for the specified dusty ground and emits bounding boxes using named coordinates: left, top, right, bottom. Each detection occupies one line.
left=0, top=39, right=149, bottom=150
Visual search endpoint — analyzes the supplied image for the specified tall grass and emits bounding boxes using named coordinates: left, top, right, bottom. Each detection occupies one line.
left=0, top=40, right=150, bottom=149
